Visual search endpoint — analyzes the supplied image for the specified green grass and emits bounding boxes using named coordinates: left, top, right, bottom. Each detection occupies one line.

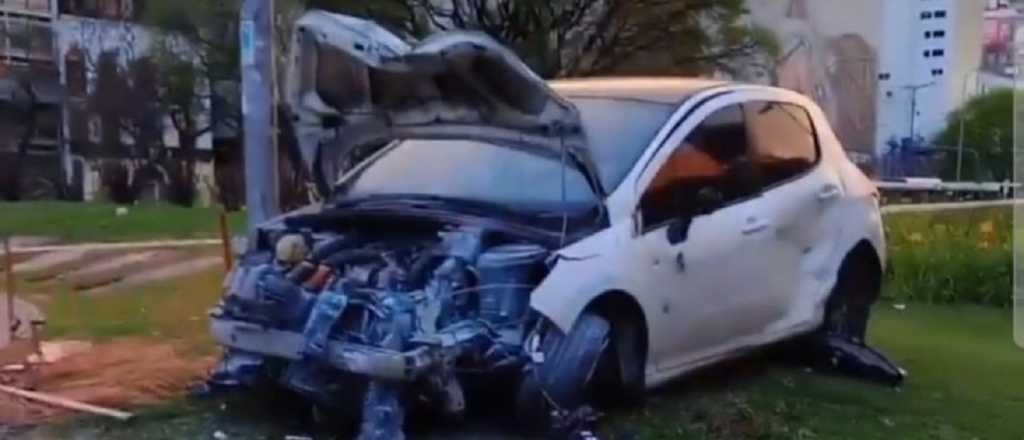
left=39, top=264, right=226, bottom=355
left=601, top=304, right=1024, bottom=440
left=0, top=201, right=246, bottom=243
left=9, top=205, right=1022, bottom=439
left=17, top=304, right=1024, bottom=440
left=883, top=207, right=1012, bottom=307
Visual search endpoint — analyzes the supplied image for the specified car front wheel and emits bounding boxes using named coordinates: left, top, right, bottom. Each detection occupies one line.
left=514, top=313, right=610, bottom=432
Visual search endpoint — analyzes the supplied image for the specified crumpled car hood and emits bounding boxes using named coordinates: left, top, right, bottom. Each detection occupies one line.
left=286, top=11, right=597, bottom=194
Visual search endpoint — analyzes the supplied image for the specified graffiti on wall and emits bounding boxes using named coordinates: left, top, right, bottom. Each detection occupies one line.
left=765, top=0, right=879, bottom=158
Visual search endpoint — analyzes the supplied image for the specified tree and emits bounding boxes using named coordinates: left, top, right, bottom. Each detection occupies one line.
left=310, top=0, right=775, bottom=78
left=934, top=88, right=1014, bottom=182
left=1, top=73, right=38, bottom=201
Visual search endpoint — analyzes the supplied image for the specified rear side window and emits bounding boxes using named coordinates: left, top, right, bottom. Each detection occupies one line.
left=744, top=102, right=818, bottom=187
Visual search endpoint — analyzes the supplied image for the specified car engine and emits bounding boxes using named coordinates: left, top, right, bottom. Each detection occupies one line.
left=208, top=218, right=554, bottom=439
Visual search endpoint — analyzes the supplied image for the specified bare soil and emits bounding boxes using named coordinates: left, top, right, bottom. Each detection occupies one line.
left=0, top=339, right=215, bottom=427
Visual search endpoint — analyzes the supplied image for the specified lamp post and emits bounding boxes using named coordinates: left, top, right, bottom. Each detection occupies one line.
left=956, top=70, right=980, bottom=182
left=241, top=0, right=279, bottom=231
left=903, top=82, right=936, bottom=142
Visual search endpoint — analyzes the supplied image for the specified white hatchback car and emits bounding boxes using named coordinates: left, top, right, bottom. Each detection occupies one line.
left=210, top=11, right=892, bottom=438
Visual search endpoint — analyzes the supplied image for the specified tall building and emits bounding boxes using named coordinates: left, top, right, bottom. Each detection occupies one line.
left=747, top=0, right=986, bottom=175
left=0, top=0, right=63, bottom=198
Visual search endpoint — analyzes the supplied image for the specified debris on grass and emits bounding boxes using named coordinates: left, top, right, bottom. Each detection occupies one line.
left=0, top=339, right=214, bottom=426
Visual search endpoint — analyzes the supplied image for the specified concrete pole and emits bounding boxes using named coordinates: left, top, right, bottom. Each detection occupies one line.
left=240, top=0, right=279, bottom=231
left=956, top=70, right=978, bottom=182
left=903, top=82, right=936, bottom=142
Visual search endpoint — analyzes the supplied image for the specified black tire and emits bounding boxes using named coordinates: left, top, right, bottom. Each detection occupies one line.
left=515, top=313, right=610, bottom=432
left=592, top=315, right=646, bottom=407
left=821, top=252, right=881, bottom=342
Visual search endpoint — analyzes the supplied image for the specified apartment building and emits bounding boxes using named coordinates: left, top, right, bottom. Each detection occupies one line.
left=747, top=0, right=986, bottom=174
left=0, top=0, right=62, bottom=198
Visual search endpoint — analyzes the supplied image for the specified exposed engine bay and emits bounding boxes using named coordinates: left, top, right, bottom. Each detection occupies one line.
left=208, top=215, right=576, bottom=439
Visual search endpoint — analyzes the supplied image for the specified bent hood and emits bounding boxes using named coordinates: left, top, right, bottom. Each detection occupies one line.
left=286, top=11, right=598, bottom=195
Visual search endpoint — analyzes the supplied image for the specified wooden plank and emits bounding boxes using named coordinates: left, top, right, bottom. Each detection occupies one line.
left=0, top=383, right=133, bottom=421
left=2, top=237, right=12, bottom=347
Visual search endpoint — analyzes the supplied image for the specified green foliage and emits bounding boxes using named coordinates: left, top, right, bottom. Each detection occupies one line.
left=0, top=201, right=245, bottom=243
left=26, top=304, right=1024, bottom=440
left=301, top=0, right=773, bottom=78
left=603, top=304, right=1024, bottom=439
left=934, top=89, right=1014, bottom=181
left=883, top=207, right=1011, bottom=307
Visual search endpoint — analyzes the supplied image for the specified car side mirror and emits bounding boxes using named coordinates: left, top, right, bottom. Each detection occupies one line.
left=695, top=186, right=724, bottom=216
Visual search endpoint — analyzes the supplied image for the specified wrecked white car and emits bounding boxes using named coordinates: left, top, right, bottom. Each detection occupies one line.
left=209, top=10, right=903, bottom=439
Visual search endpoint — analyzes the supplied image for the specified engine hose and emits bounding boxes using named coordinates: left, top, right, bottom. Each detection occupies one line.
left=322, top=249, right=384, bottom=269
left=309, top=235, right=360, bottom=263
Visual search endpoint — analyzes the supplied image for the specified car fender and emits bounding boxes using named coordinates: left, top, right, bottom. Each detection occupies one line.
left=530, top=222, right=648, bottom=333
left=812, top=188, right=886, bottom=324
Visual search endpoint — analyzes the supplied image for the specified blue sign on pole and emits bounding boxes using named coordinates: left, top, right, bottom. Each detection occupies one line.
left=241, top=20, right=255, bottom=67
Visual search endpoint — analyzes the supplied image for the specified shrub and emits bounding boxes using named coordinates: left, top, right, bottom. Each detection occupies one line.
left=98, top=161, right=137, bottom=205
left=882, top=207, right=1012, bottom=307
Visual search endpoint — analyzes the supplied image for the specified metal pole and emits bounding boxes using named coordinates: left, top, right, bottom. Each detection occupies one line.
left=956, top=70, right=977, bottom=182
left=241, top=0, right=279, bottom=231
left=903, top=82, right=936, bottom=142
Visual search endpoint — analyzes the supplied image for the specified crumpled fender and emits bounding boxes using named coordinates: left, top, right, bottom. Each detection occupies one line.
left=529, top=224, right=634, bottom=333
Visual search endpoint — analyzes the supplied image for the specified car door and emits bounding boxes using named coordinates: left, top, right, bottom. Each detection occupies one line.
left=631, top=104, right=782, bottom=371
left=742, top=101, right=844, bottom=331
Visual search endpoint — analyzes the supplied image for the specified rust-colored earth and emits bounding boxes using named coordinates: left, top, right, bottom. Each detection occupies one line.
left=0, top=339, right=215, bottom=427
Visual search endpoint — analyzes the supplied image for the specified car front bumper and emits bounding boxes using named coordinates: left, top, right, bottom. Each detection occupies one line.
left=210, top=317, right=438, bottom=381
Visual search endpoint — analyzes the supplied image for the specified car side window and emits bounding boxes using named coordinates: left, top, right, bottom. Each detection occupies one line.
left=639, top=104, right=760, bottom=230
left=744, top=102, right=819, bottom=188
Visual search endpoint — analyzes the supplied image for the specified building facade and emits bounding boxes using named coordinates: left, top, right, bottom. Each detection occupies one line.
left=0, top=0, right=217, bottom=203
left=747, top=0, right=986, bottom=176
left=0, top=0, right=63, bottom=199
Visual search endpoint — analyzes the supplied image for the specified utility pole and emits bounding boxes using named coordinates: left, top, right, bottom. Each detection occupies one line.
left=240, top=0, right=279, bottom=231
left=956, top=70, right=979, bottom=182
left=903, top=82, right=935, bottom=142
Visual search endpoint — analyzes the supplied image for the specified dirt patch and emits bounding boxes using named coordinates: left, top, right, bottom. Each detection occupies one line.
left=89, top=256, right=224, bottom=294
left=0, top=339, right=215, bottom=426
left=68, top=250, right=184, bottom=291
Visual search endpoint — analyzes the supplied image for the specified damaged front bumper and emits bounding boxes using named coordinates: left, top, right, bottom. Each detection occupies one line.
left=210, top=317, right=438, bottom=381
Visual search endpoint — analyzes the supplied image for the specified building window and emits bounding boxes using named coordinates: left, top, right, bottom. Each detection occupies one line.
left=924, top=50, right=931, bottom=58
left=931, top=68, right=945, bottom=76
left=931, top=49, right=945, bottom=57
left=878, top=73, right=892, bottom=80
left=933, top=30, right=946, bottom=38
left=934, top=10, right=947, bottom=18
left=921, top=11, right=933, bottom=19
left=925, top=31, right=932, bottom=39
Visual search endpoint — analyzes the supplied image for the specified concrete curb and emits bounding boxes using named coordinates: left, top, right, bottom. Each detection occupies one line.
left=882, top=199, right=1021, bottom=214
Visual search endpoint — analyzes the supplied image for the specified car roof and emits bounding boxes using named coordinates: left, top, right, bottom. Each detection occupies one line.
left=549, top=77, right=729, bottom=105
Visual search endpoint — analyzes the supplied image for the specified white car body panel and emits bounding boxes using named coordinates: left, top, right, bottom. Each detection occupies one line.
left=530, top=84, right=885, bottom=389
left=286, top=11, right=597, bottom=191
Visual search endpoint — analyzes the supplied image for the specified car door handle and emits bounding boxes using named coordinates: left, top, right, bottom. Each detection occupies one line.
left=742, top=217, right=771, bottom=235
left=818, top=185, right=842, bottom=201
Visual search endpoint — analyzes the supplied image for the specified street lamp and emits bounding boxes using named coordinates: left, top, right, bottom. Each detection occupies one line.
left=903, top=81, right=936, bottom=142
left=957, top=69, right=980, bottom=181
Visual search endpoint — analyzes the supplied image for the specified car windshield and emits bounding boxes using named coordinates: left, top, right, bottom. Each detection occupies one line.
left=570, top=97, right=675, bottom=189
left=332, top=97, right=674, bottom=211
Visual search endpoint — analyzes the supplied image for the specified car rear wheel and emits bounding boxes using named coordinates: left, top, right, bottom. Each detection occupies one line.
left=514, top=313, right=610, bottom=432
left=822, top=249, right=882, bottom=342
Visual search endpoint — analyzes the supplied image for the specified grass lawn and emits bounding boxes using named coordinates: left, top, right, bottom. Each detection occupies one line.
left=603, top=304, right=1024, bottom=440
left=0, top=202, right=246, bottom=243
left=17, top=303, right=1023, bottom=440
left=7, top=206, right=1019, bottom=439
